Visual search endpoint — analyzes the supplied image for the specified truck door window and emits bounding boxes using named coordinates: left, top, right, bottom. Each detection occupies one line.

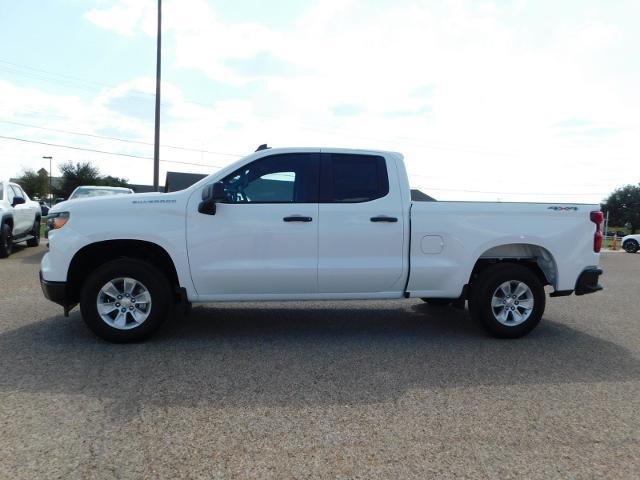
left=220, top=153, right=319, bottom=203
left=7, top=185, right=15, bottom=204
left=323, top=154, right=389, bottom=202
left=13, top=185, right=26, bottom=199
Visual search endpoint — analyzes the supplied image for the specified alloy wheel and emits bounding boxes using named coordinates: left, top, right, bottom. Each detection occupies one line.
left=96, top=277, right=152, bottom=330
left=490, top=280, right=535, bottom=326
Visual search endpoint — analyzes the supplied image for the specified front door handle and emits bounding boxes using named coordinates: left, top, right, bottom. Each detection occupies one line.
left=370, top=216, right=398, bottom=223
left=283, top=216, right=313, bottom=222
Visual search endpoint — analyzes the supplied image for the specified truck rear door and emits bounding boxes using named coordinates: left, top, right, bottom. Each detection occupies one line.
left=318, top=152, right=406, bottom=294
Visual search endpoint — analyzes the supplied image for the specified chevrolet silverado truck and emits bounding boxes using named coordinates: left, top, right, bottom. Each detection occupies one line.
left=1, top=180, right=41, bottom=257
left=40, top=147, right=604, bottom=342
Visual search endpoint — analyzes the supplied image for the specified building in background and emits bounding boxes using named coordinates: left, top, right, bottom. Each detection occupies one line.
left=129, top=183, right=162, bottom=193
left=164, top=172, right=207, bottom=192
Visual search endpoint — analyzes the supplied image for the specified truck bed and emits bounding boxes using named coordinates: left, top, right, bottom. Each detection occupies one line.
left=406, top=201, right=600, bottom=298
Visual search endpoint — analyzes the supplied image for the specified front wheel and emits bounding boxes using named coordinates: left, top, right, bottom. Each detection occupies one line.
left=80, top=259, right=172, bottom=342
left=26, top=219, right=40, bottom=247
left=469, top=264, right=545, bottom=338
left=0, top=223, right=12, bottom=258
left=623, top=239, right=639, bottom=253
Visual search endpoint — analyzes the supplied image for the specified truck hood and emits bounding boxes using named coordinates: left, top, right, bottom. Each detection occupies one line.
left=48, top=192, right=180, bottom=215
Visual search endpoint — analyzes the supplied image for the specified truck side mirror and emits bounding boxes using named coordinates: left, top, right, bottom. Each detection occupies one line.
left=12, top=196, right=25, bottom=207
left=198, top=182, right=226, bottom=215
left=212, top=181, right=225, bottom=200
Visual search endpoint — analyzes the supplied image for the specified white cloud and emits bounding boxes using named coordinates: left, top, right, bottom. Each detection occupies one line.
left=83, top=0, right=155, bottom=36
left=6, top=0, right=640, bottom=201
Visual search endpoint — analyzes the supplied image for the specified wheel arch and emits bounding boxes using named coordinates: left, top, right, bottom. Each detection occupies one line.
left=67, top=239, right=181, bottom=304
left=1, top=214, right=14, bottom=230
left=468, top=243, right=558, bottom=290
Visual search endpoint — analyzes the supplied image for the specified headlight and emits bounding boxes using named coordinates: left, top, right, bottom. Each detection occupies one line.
left=47, top=212, right=70, bottom=230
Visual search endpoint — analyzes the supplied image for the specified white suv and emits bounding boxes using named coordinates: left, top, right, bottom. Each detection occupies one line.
left=0, top=181, right=42, bottom=257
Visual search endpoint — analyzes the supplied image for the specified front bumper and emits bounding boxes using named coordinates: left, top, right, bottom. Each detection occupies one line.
left=574, top=267, right=603, bottom=296
left=39, top=270, right=67, bottom=307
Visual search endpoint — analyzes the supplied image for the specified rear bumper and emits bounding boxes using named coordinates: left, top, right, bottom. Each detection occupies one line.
left=574, top=267, right=603, bottom=296
left=39, top=270, right=67, bottom=307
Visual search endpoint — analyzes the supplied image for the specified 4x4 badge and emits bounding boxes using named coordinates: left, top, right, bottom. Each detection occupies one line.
left=548, top=206, right=578, bottom=211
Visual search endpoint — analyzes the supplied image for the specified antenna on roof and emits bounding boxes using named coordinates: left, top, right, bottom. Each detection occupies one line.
left=255, top=144, right=270, bottom=152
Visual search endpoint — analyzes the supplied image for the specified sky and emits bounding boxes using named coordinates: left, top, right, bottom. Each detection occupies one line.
left=0, top=0, right=638, bottom=202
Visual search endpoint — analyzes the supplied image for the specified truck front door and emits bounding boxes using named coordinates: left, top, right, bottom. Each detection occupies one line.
left=186, top=152, right=320, bottom=297
left=9, top=185, right=31, bottom=235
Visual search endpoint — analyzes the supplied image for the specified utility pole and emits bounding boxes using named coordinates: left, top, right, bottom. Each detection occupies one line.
left=42, top=156, right=52, bottom=205
left=153, top=0, right=162, bottom=191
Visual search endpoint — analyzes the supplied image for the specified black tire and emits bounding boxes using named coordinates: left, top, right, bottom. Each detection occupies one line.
left=0, top=223, right=12, bottom=258
left=26, top=219, right=40, bottom=247
left=623, top=239, right=638, bottom=253
left=420, top=298, right=452, bottom=306
left=80, top=259, right=172, bottom=342
left=469, top=263, right=545, bottom=339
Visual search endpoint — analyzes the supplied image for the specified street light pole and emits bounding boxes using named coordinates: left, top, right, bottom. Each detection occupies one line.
left=42, top=156, right=52, bottom=205
left=153, top=0, right=162, bottom=191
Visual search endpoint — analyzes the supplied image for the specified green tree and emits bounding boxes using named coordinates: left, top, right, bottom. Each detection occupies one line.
left=603, top=184, right=640, bottom=234
left=15, top=168, right=49, bottom=199
left=15, top=169, right=39, bottom=198
left=54, top=162, right=101, bottom=199
left=53, top=161, right=130, bottom=199
left=36, top=168, right=50, bottom=199
left=99, top=175, right=130, bottom=188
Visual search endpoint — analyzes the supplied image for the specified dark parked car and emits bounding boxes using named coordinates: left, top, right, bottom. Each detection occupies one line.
left=39, top=201, right=49, bottom=216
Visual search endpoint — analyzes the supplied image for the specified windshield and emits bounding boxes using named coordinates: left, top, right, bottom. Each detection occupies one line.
left=70, top=188, right=131, bottom=199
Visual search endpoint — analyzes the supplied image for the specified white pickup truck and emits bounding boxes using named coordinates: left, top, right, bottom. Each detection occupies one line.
left=1, top=180, right=42, bottom=257
left=40, top=147, right=604, bottom=342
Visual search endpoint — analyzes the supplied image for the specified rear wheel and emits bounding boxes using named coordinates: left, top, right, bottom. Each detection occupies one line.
left=420, top=298, right=452, bottom=306
left=469, top=264, right=545, bottom=338
left=26, top=219, right=40, bottom=247
left=80, top=259, right=172, bottom=342
left=623, top=239, right=638, bottom=253
left=0, top=223, right=12, bottom=258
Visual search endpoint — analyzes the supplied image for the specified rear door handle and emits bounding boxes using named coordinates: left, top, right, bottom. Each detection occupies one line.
left=370, top=216, right=398, bottom=223
left=283, top=216, right=313, bottom=222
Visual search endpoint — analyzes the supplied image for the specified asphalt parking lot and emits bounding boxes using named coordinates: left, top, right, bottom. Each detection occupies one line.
left=1, top=245, right=639, bottom=479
